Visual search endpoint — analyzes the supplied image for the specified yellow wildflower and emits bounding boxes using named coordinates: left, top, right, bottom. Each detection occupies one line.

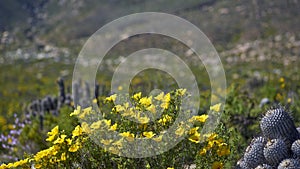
left=46, top=125, right=59, bottom=142
left=66, top=138, right=72, bottom=145
left=119, top=132, right=135, bottom=142
left=158, top=114, right=172, bottom=125
left=103, top=119, right=111, bottom=127
left=212, top=161, right=223, bottom=169
left=122, top=108, right=135, bottom=117
left=105, top=94, right=117, bottom=102
left=155, top=92, right=164, bottom=101
left=115, top=105, right=125, bottom=112
left=210, top=103, right=222, bottom=112
left=138, top=116, right=150, bottom=124
left=189, top=115, right=209, bottom=123
left=143, top=131, right=155, bottom=138
left=189, top=127, right=199, bottom=135
left=132, top=92, right=142, bottom=100
left=69, top=141, right=81, bottom=152
left=146, top=104, right=156, bottom=113
left=110, top=123, right=118, bottom=131
left=90, top=120, right=102, bottom=129
left=81, top=122, right=91, bottom=134
left=123, top=102, right=130, bottom=109
left=79, top=107, right=92, bottom=119
left=53, top=134, right=67, bottom=144
left=70, top=106, right=81, bottom=116
left=163, top=93, right=171, bottom=103
left=167, top=168, right=174, bottom=169
left=72, top=125, right=83, bottom=138
left=160, top=102, right=169, bottom=109
left=199, top=148, right=207, bottom=155
left=35, top=146, right=58, bottom=161
left=34, top=164, right=42, bottom=168
left=188, top=131, right=200, bottom=143
left=101, top=139, right=113, bottom=145
left=175, top=126, right=185, bottom=136
left=4, top=158, right=29, bottom=168
left=279, top=77, right=285, bottom=83
left=61, top=152, right=66, bottom=161
left=139, top=96, right=152, bottom=107
left=205, top=133, right=218, bottom=141
left=152, top=135, right=163, bottom=142
left=160, top=93, right=171, bottom=109
left=176, top=88, right=186, bottom=96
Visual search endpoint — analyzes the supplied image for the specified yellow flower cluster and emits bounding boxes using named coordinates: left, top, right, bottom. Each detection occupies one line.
left=155, top=92, right=171, bottom=109
left=0, top=87, right=230, bottom=169
left=199, top=133, right=230, bottom=157
left=188, top=127, right=200, bottom=143
left=0, top=124, right=87, bottom=168
left=105, top=94, right=117, bottom=102
left=0, top=158, right=29, bottom=169
left=188, top=114, right=209, bottom=123
left=158, top=114, right=172, bottom=126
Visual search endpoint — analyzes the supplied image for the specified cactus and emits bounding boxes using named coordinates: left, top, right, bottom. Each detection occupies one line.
left=57, top=77, right=66, bottom=108
left=260, top=106, right=299, bottom=144
left=277, top=158, right=300, bottom=169
left=72, top=82, right=80, bottom=107
left=236, top=158, right=250, bottom=169
left=252, top=136, right=268, bottom=145
left=243, top=137, right=266, bottom=168
left=237, top=106, right=300, bottom=168
left=291, top=139, right=300, bottom=158
left=254, top=164, right=273, bottom=169
left=297, top=127, right=300, bottom=135
left=263, top=139, right=289, bottom=166
left=41, top=97, right=50, bottom=113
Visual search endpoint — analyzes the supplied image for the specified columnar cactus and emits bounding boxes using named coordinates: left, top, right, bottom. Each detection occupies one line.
left=260, top=106, right=299, bottom=144
left=72, top=82, right=80, bottom=107
left=263, top=139, right=289, bottom=166
left=57, top=77, right=66, bottom=108
left=277, top=158, right=300, bottom=169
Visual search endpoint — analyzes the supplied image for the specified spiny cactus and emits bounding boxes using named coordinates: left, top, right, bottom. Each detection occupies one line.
left=252, top=136, right=268, bottom=145
left=260, top=106, right=299, bottom=144
left=236, top=158, right=250, bottom=169
left=291, top=140, right=300, bottom=158
left=237, top=106, right=300, bottom=168
left=297, top=127, right=300, bottom=135
left=254, top=164, right=273, bottom=169
left=243, top=137, right=266, bottom=168
left=264, top=139, right=289, bottom=166
left=277, top=158, right=300, bottom=169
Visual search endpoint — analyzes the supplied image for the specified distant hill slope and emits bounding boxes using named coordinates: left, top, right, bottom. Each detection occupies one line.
left=0, top=0, right=299, bottom=49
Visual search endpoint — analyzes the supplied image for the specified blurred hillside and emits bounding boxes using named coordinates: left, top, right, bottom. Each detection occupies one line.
left=0, top=0, right=299, bottom=55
